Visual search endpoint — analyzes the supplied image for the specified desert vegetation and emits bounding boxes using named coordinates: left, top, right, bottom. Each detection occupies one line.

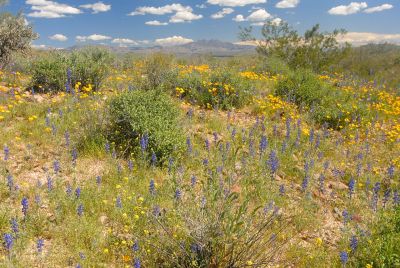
left=0, top=10, right=399, bottom=268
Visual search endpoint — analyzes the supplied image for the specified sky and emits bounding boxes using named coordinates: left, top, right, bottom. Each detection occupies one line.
left=2, top=0, right=400, bottom=48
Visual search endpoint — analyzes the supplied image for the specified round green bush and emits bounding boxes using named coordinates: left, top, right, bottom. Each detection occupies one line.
left=108, top=90, right=185, bottom=164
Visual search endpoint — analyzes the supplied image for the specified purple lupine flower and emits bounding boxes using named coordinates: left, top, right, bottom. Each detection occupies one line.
left=132, top=240, right=139, bottom=252
left=116, top=196, right=122, bottom=208
left=149, top=179, right=156, bottom=195
left=356, top=162, right=362, bottom=177
left=202, top=158, right=209, bottom=166
left=10, top=218, right=18, bottom=236
left=21, top=197, right=28, bottom=217
left=350, top=236, right=358, bottom=252
left=200, top=196, right=206, bottom=208
left=348, top=178, right=355, bottom=198
left=168, top=157, right=174, bottom=173
left=140, top=133, right=149, bottom=153
left=279, top=185, right=285, bottom=196
left=96, top=176, right=101, bottom=185
left=151, top=152, right=157, bottom=166
left=77, top=204, right=84, bottom=217
left=105, top=142, right=110, bottom=154
left=383, top=189, right=391, bottom=208
left=393, top=190, right=399, bottom=206
left=75, top=187, right=81, bottom=199
left=318, top=174, right=325, bottom=194
left=3, top=145, right=9, bottom=161
left=45, top=116, right=50, bottom=127
left=112, top=148, right=117, bottom=159
left=309, top=128, right=314, bottom=144
left=37, top=239, right=44, bottom=253
left=53, top=160, right=60, bottom=174
left=259, top=135, right=268, bottom=155
left=285, top=118, right=291, bottom=140
left=79, top=252, right=86, bottom=260
left=231, top=128, right=237, bottom=139
left=267, top=150, right=279, bottom=176
left=213, top=132, right=218, bottom=143
left=134, top=257, right=141, bottom=268
left=340, top=251, right=348, bottom=266
left=3, top=233, right=13, bottom=251
left=387, top=164, right=394, bottom=179
left=47, top=176, right=53, bottom=191
left=66, top=183, right=72, bottom=196
left=65, top=131, right=70, bottom=147
left=281, top=141, right=287, bottom=153
left=342, top=210, right=350, bottom=225
left=174, top=188, right=182, bottom=200
left=191, top=175, right=197, bottom=187
left=71, top=149, right=78, bottom=166
left=205, top=139, right=210, bottom=151
left=128, top=160, right=133, bottom=172
left=6, top=174, right=13, bottom=191
left=186, top=137, right=192, bottom=154
left=301, top=176, right=309, bottom=192
left=152, top=205, right=161, bottom=217
left=51, top=123, right=57, bottom=136
left=35, top=194, right=41, bottom=206
left=372, top=182, right=381, bottom=212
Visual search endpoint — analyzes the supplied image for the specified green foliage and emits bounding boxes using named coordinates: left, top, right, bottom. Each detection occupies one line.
left=177, top=68, right=254, bottom=110
left=352, top=207, right=400, bottom=267
left=30, top=52, right=69, bottom=92
left=30, top=47, right=112, bottom=92
left=140, top=53, right=179, bottom=91
left=241, top=22, right=349, bottom=72
left=108, top=90, right=184, bottom=163
left=0, top=13, right=38, bottom=67
left=275, top=69, right=366, bottom=129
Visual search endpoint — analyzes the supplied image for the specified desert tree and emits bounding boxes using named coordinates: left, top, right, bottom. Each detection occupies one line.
left=0, top=0, right=38, bottom=68
left=240, top=21, right=350, bottom=72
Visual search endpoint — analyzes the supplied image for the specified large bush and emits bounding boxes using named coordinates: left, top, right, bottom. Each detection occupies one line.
left=0, top=10, right=38, bottom=68
left=176, top=68, right=254, bottom=110
left=275, top=70, right=367, bottom=129
left=30, top=47, right=112, bottom=93
left=108, top=90, right=184, bottom=163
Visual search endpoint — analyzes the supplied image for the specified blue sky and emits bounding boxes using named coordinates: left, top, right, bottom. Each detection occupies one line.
left=2, top=0, right=400, bottom=47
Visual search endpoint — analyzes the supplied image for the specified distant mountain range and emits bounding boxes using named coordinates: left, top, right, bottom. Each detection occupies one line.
left=66, top=40, right=256, bottom=56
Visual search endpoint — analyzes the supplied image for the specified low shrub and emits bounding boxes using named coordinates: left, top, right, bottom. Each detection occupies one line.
left=275, top=69, right=367, bottom=129
left=350, top=206, right=400, bottom=267
left=30, top=47, right=112, bottom=93
left=107, top=90, right=184, bottom=163
left=176, top=68, right=254, bottom=110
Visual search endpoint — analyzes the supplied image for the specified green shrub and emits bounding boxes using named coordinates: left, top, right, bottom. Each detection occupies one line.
left=275, top=69, right=366, bottom=129
left=108, top=90, right=184, bottom=163
left=30, top=47, right=112, bottom=93
left=351, top=207, right=400, bottom=267
left=30, top=52, right=69, bottom=93
left=69, top=47, right=113, bottom=90
left=177, top=68, right=253, bottom=110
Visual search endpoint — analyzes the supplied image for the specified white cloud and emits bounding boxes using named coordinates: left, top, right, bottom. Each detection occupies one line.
left=80, top=2, right=111, bottom=14
left=155, top=36, right=193, bottom=46
left=328, top=2, right=367, bottom=15
left=169, top=10, right=203, bottom=23
left=234, top=8, right=271, bottom=22
left=276, top=0, right=299, bottom=9
left=363, top=4, right=393, bottom=14
left=338, top=32, right=400, bottom=45
left=207, top=0, right=266, bottom=7
left=196, top=4, right=207, bottom=9
left=112, top=38, right=138, bottom=45
left=233, top=14, right=245, bottom=22
left=145, top=20, right=168, bottom=26
left=129, top=4, right=190, bottom=16
left=76, top=34, right=111, bottom=42
left=128, top=3, right=202, bottom=24
left=211, top=8, right=234, bottom=19
left=49, top=34, right=67, bottom=41
left=26, top=0, right=82, bottom=18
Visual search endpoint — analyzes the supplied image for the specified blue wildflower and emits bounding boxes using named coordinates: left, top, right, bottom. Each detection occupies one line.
left=21, top=197, right=28, bottom=218
left=65, top=131, right=70, bottom=147
left=75, top=187, right=81, bottom=199
left=132, top=240, right=139, bottom=252
left=53, top=160, right=60, bottom=174
left=116, top=196, right=122, bottom=208
left=6, top=174, right=13, bottom=191
left=149, top=180, right=156, bottom=195
left=77, top=204, right=84, bottom=217
left=348, top=178, right=355, bottom=198
left=47, top=176, right=53, bottom=191
left=186, top=137, right=192, bottom=154
left=267, top=150, right=279, bottom=176
left=259, top=135, right=268, bottom=155
left=350, top=236, right=358, bottom=252
left=3, top=145, right=9, bottom=161
left=37, top=239, right=44, bottom=253
left=3, top=233, right=13, bottom=251
left=134, top=257, right=141, bottom=268
left=140, top=133, right=149, bottom=153
left=191, top=175, right=197, bottom=187
left=96, top=176, right=101, bottom=185
left=340, top=251, right=348, bottom=266
left=10, top=218, right=18, bottom=236
left=174, top=188, right=182, bottom=200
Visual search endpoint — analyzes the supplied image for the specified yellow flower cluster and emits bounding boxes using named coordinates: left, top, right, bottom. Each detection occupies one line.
left=239, top=71, right=282, bottom=82
left=203, top=81, right=235, bottom=96
left=256, top=94, right=298, bottom=119
left=178, top=64, right=210, bottom=75
left=175, top=87, right=185, bottom=97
